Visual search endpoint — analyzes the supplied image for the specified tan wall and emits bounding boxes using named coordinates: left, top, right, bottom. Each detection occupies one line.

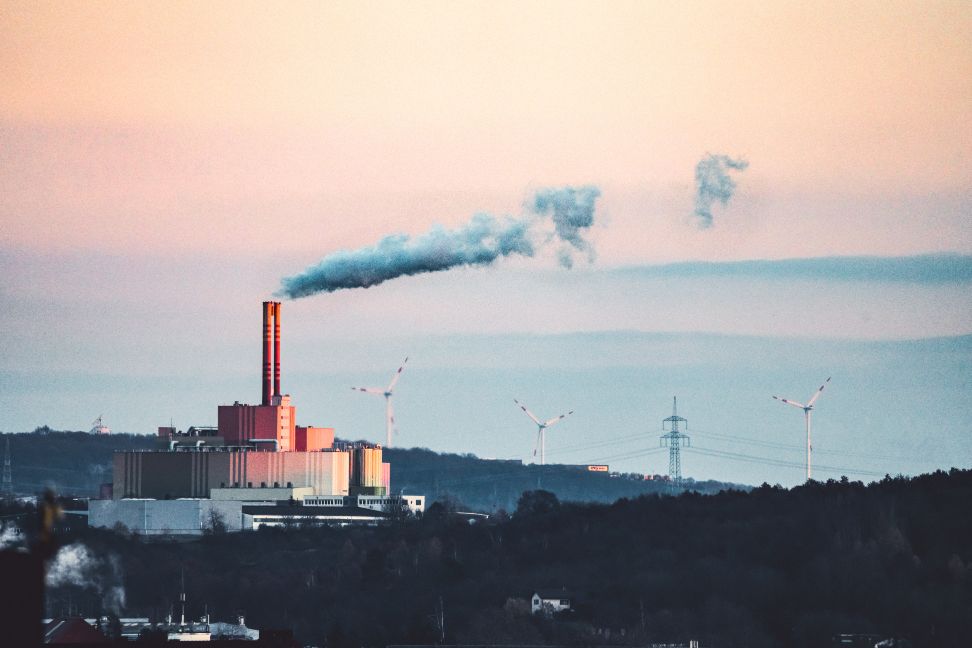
left=113, top=449, right=350, bottom=499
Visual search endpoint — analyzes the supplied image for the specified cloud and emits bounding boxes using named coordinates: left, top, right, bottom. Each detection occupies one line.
left=615, top=254, right=972, bottom=284
left=694, top=154, right=749, bottom=228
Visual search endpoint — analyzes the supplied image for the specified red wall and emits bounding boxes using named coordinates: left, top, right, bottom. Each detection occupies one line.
left=218, top=403, right=295, bottom=450
left=295, top=426, right=335, bottom=452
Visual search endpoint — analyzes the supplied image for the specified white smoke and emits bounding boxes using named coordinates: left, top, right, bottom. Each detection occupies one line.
left=0, top=522, right=25, bottom=550
left=46, top=543, right=126, bottom=614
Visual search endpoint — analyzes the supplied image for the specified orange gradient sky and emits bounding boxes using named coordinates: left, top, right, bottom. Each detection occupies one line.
left=1, top=0, right=970, bottom=261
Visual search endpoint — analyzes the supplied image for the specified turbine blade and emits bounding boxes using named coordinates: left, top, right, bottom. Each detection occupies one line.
left=386, top=356, right=409, bottom=392
left=772, top=395, right=806, bottom=409
left=514, top=399, right=542, bottom=426
left=352, top=386, right=384, bottom=395
left=388, top=397, right=397, bottom=436
left=806, top=377, right=831, bottom=407
left=544, top=410, right=574, bottom=427
left=533, top=428, right=541, bottom=457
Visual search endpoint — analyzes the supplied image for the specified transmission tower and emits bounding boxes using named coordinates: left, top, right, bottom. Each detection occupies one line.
left=2, top=437, right=12, bottom=499
left=659, top=397, right=690, bottom=493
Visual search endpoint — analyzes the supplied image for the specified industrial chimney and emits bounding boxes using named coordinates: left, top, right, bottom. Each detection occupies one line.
left=273, top=302, right=281, bottom=398
left=261, top=301, right=282, bottom=405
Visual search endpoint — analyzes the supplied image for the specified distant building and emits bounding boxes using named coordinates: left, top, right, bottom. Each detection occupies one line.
left=531, top=590, right=573, bottom=616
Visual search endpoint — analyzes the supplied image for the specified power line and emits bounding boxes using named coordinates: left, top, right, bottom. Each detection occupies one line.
left=689, top=427, right=914, bottom=464
left=685, top=445, right=886, bottom=478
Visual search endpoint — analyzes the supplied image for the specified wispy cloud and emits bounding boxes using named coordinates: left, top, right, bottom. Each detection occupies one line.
left=693, top=154, right=749, bottom=228
left=615, top=255, right=972, bottom=284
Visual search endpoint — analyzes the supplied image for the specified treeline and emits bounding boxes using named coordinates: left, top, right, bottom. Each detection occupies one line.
left=383, top=445, right=739, bottom=511
left=0, top=429, right=154, bottom=495
left=0, top=429, right=741, bottom=510
left=30, top=469, right=972, bottom=647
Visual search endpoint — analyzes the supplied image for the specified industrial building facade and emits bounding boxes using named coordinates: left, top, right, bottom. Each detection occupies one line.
left=112, top=448, right=351, bottom=499
left=91, top=301, right=423, bottom=535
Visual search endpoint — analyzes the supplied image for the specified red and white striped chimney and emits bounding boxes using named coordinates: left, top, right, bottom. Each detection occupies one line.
left=273, top=302, right=282, bottom=398
left=262, top=301, right=274, bottom=405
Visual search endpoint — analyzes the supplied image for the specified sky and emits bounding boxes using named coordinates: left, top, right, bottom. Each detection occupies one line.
left=1, top=1, right=970, bottom=487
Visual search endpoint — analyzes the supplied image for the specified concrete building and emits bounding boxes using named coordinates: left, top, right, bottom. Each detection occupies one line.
left=112, top=447, right=351, bottom=499
left=531, top=590, right=573, bottom=616
left=304, top=493, right=426, bottom=516
left=243, top=504, right=389, bottom=529
left=89, top=499, right=246, bottom=535
left=210, top=486, right=314, bottom=503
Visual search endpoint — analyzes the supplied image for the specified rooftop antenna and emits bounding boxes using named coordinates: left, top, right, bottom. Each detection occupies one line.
left=89, top=415, right=110, bottom=435
left=660, top=397, right=690, bottom=493
left=352, top=356, right=408, bottom=447
left=179, top=569, right=186, bottom=626
left=514, top=399, right=573, bottom=465
left=773, top=377, right=831, bottom=481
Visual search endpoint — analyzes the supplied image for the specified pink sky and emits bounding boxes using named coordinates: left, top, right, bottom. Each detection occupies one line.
left=2, top=1, right=970, bottom=262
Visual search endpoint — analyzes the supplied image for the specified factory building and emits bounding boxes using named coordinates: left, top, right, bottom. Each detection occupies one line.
left=112, top=448, right=351, bottom=499
left=90, top=301, right=421, bottom=534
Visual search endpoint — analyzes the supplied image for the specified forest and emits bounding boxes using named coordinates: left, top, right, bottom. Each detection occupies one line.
left=7, top=468, right=970, bottom=647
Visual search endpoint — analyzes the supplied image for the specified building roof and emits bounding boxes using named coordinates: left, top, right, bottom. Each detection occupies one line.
left=242, top=505, right=388, bottom=518
left=43, top=617, right=108, bottom=644
left=534, top=589, right=572, bottom=600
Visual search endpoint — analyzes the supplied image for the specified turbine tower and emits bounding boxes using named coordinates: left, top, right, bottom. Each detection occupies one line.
left=660, top=397, right=690, bottom=493
left=352, top=357, right=409, bottom=447
left=773, top=377, right=831, bottom=481
left=514, top=399, right=573, bottom=465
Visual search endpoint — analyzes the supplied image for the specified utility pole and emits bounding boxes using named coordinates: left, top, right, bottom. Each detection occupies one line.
left=660, top=397, right=690, bottom=493
left=433, top=596, right=445, bottom=644
left=2, top=437, right=12, bottom=499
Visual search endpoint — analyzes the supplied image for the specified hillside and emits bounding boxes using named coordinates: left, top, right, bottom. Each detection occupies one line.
left=0, top=430, right=740, bottom=509
left=383, top=445, right=739, bottom=510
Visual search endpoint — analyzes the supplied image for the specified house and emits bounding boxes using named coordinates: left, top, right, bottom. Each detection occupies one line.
left=531, top=589, right=572, bottom=616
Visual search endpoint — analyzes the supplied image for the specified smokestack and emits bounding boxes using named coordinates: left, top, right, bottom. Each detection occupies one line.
left=262, top=301, right=273, bottom=405
left=273, top=302, right=281, bottom=398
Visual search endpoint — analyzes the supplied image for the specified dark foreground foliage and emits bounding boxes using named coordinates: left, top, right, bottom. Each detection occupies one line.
left=26, top=469, right=972, bottom=647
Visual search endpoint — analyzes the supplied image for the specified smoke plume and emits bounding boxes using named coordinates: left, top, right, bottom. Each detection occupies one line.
left=533, top=186, right=600, bottom=269
left=693, top=154, right=749, bottom=228
left=279, top=186, right=601, bottom=299
left=47, top=543, right=127, bottom=614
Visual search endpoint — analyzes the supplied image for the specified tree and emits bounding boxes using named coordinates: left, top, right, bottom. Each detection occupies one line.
left=382, top=496, right=412, bottom=523
left=203, top=508, right=227, bottom=535
left=516, top=489, right=560, bottom=516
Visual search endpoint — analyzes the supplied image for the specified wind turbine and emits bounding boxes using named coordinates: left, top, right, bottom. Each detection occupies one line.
left=514, top=399, right=573, bottom=465
left=352, top=357, right=408, bottom=447
left=773, top=377, right=831, bottom=481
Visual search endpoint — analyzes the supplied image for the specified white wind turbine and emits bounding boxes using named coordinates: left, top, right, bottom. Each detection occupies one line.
left=352, top=357, right=408, bottom=447
left=773, top=377, right=831, bottom=481
left=514, top=399, right=573, bottom=465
